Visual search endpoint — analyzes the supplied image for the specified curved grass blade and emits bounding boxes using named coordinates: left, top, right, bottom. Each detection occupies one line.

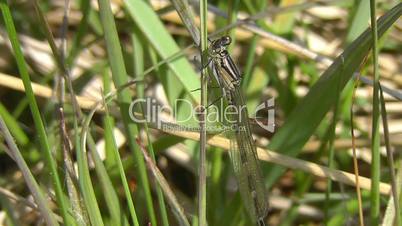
left=77, top=128, right=104, bottom=225
left=102, top=95, right=139, bottom=226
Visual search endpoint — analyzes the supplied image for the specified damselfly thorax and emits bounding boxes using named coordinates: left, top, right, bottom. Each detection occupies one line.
left=208, top=36, right=242, bottom=95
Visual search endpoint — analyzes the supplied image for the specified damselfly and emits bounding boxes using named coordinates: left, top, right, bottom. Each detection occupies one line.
left=208, top=36, right=268, bottom=226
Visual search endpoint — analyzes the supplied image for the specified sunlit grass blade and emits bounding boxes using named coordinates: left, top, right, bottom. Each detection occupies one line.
left=124, top=0, right=200, bottom=103
left=345, top=0, right=370, bottom=44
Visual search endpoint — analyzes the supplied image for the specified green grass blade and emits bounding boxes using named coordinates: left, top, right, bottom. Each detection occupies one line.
left=102, top=69, right=115, bottom=169
left=0, top=116, right=59, bottom=226
left=132, top=28, right=170, bottom=226
left=86, top=135, right=125, bottom=225
left=198, top=0, right=208, bottom=225
left=369, top=1, right=381, bottom=224
left=141, top=113, right=170, bottom=226
left=379, top=85, right=400, bottom=226
left=77, top=79, right=146, bottom=225
left=101, top=70, right=131, bottom=225
left=324, top=60, right=343, bottom=223
left=80, top=86, right=139, bottom=226
left=77, top=129, right=104, bottom=225
left=227, top=0, right=240, bottom=50
left=97, top=0, right=157, bottom=224
left=34, top=1, right=100, bottom=225
left=32, top=0, right=66, bottom=74
left=66, top=0, right=91, bottom=66
left=103, top=103, right=140, bottom=225
left=241, top=35, right=258, bottom=91
left=0, top=1, right=71, bottom=224
left=124, top=0, right=200, bottom=103
left=132, top=27, right=145, bottom=99
left=265, top=3, right=402, bottom=187
left=346, top=0, right=370, bottom=44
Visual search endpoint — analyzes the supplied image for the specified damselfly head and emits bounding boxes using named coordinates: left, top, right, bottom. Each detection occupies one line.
left=210, top=36, right=232, bottom=56
left=218, top=36, right=232, bottom=46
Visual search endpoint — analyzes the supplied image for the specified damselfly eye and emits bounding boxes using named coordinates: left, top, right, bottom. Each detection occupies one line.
left=221, top=36, right=232, bottom=46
